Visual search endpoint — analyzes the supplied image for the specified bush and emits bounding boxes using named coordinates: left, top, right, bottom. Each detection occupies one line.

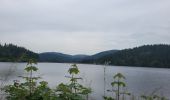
left=3, top=60, right=91, bottom=100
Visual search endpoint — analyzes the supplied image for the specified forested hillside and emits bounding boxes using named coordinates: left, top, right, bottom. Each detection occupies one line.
left=0, top=43, right=38, bottom=62
left=82, top=44, right=170, bottom=68
left=1, top=43, right=170, bottom=68
left=81, top=50, right=118, bottom=64
left=38, top=50, right=118, bottom=63
left=39, top=52, right=88, bottom=63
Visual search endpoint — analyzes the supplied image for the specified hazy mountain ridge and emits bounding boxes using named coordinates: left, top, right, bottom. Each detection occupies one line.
left=81, top=50, right=119, bottom=63
left=39, top=44, right=170, bottom=68
left=39, top=52, right=89, bottom=63
left=1, top=43, right=170, bottom=68
left=39, top=50, right=119, bottom=63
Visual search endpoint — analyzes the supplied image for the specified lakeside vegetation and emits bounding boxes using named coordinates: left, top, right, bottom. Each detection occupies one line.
left=3, top=60, right=91, bottom=100
left=0, top=43, right=169, bottom=99
left=0, top=44, right=38, bottom=62
left=0, top=43, right=170, bottom=68
left=1, top=59, right=168, bottom=100
left=82, top=44, right=170, bottom=68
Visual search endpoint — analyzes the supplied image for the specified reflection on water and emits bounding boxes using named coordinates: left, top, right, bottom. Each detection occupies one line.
left=0, top=62, right=170, bottom=100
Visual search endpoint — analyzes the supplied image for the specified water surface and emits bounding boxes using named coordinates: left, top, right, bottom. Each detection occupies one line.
left=0, top=62, right=170, bottom=100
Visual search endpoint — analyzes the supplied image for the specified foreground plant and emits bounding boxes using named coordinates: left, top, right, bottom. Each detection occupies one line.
left=3, top=59, right=168, bottom=100
left=55, top=64, right=92, bottom=100
left=4, top=59, right=56, bottom=100
left=141, top=94, right=168, bottom=100
left=104, top=73, right=130, bottom=100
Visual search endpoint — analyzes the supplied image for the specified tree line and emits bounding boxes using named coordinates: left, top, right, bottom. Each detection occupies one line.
left=0, top=43, right=38, bottom=62
left=1, top=43, right=170, bottom=68
left=82, top=44, right=170, bottom=68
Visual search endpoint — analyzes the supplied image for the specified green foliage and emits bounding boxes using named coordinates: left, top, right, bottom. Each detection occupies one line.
left=111, top=74, right=126, bottom=89
left=141, top=94, right=168, bottom=100
left=104, top=73, right=168, bottom=100
left=104, top=73, right=130, bottom=100
left=3, top=59, right=55, bottom=100
left=0, top=43, right=38, bottom=62
left=68, top=64, right=80, bottom=75
left=82, top=44, right=170, bottom=68
left=103, top=96, right=115, bottom=100
left=56, top=64, right=92, bottom=100
left=2, top=57, right=169, bottom=100
left=3, top=61, right=91, bottom=100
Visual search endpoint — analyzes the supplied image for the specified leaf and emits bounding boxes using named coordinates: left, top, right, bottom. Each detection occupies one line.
left=56, top=83, right=71, bottom=93
left=103, top=96, right=115, bottom=100
left=119, top=81, right=126, bottom=87
left=24, top=66, right=38, bottom=72
left=68, top=64, right=79, bottom=75
left=113, top=73, right=125, bottom=79
left=111, top=82, right=118, bottom=87
left=39, top=81, right=48, bottom=86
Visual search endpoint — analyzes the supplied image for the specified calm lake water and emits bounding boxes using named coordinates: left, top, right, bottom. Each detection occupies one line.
left=0, top=62, right=170, bottom=100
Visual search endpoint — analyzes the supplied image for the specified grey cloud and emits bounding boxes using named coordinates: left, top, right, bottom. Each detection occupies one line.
left=0, top=0, right=170, bottom=54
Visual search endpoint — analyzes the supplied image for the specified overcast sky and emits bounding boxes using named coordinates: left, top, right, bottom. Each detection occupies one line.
left=0, top=0, right=170, bottom=54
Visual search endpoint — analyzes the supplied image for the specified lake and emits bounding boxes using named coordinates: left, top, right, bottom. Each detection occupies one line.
left=0, top=62, right=170, bottom=100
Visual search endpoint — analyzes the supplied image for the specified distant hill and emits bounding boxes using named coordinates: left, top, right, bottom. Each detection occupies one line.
left=1, top=43, right=170, bottom=68
left=0, top=43, right=38, bottom=62
left=38, top=50, right=119, bottom=63
left=39, top=52, right=89, bottom=63
left=39, top=45, right=170, bottom=68
left=81, top=50, right=119, bottom=64
left=83, top=44, right=170, bottom=68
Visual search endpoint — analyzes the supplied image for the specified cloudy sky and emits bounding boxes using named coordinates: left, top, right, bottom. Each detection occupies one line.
left=0, top=0, right=170, bottom=54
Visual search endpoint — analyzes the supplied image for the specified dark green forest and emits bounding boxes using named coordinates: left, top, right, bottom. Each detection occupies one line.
left=82, top=44, right=170, bottom=68
left=0, top=43, right=38, bottom=62
left=0, top=43, right=170, bottom=68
